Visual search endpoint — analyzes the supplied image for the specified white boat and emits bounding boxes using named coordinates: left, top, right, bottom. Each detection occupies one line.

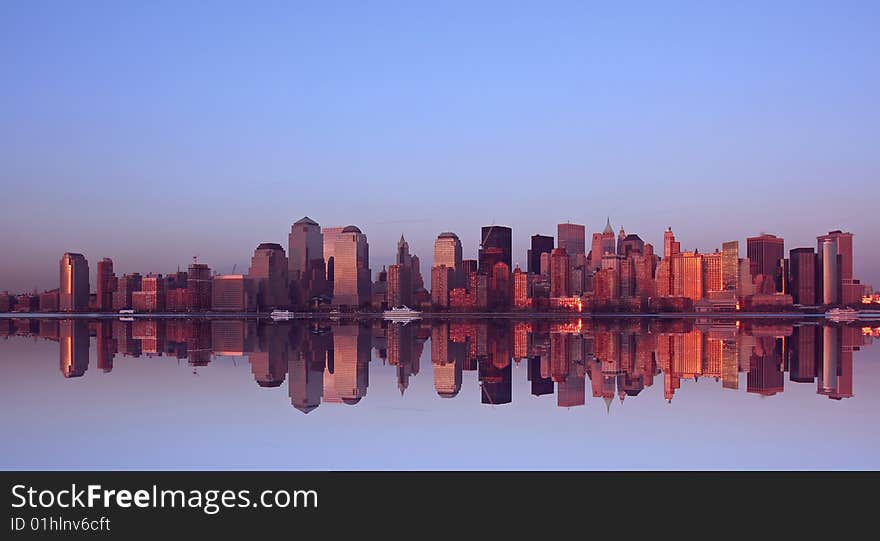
left=118, top=309, right=136, bottom=314
left=383, top=305, right=422, bottom=323
left=825, top=308, right=858, bottom=322
left=270, top=309, right=295, bottom=320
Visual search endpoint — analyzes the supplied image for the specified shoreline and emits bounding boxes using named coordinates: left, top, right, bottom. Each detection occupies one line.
left=0, top=311, right=835, bottom=320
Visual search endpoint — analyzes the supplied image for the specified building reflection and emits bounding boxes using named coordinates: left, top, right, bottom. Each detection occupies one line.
left=2, top=316, right=875, bottom=412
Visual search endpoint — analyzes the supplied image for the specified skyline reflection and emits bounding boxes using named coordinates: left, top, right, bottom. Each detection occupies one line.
left=3, top=317, right=873, bottom=412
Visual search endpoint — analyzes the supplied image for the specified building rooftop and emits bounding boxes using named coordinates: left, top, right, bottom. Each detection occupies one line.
left=438, top=232, right=459, bottom=239
left=342, top=225, right=362, bottom=234
left=294, top=216, right=319, bottom=226
left=256, top=242, right=284, bottom=251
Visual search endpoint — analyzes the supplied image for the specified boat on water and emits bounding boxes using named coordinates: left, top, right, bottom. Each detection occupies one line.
left=118, top=309, right=136, bottom=322
left=270, top=309, right=296, bottom=320
left=383, top=305, right=422, bottom=323
left=825, top=308, right=859, bottom=322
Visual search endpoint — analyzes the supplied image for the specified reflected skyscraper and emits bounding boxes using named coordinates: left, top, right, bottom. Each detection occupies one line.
left=60, top=319, right=89, bottom=377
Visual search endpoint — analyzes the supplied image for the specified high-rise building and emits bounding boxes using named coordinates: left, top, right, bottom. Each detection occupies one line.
left=479, top=225, right=512, bottom=269
left=817, top=230, right=858, bottom=305
left=96, top=258, right=115, bottom=311
left=673, top=251, right=704, bottom=301
left=112, top=273, right=141, bottom=310
left=789, top=248, right=817, bottom=305
left=557, top=223, right=585, bottom=257
left=211, top=275, right=256, bottom=312
left=248, top=243, right=289, bottom=310
left=703, top=250, right=723, bottom=295
left=663, top=227, right=681, bottom=259
left=550, top=248, right=570, bottom=298
left=387, top=263, right=412, bottom=307
left=721, top=241, right=739, bottom=292
left=618, top=234, right=645, bottom=258
left=747, top=234, right=784, bottom=290
left=187, top=263, right=212, bottom=311
left=434, top=232, right=463, bottom=288
left=820, top=238, right=839, bottom=305
left=321, top=226, right=345, bottom=289
left=529, top=234, right=554, bottom=275
left=590, top=219, right=617, bottom=270
left=513, top=265, right=530, bottom=308
left=59, top=252, right=89, bottom=312
left=288, top=216, right=325, bottom=302
left=331, top=226, right=371, bottom=307
left=462, top=259, right=478, bottom=276
left=133, top=274, right=166, bottom=311
left=60, top=319, right=89, bottom=377
left=431, top=265, right=453, bottom=307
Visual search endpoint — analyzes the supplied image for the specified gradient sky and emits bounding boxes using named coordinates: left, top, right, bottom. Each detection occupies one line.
left=2, top=1, right=879, bottom=292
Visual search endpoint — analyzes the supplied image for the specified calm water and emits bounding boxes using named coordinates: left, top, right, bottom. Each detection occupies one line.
left=1, top=317, right=878, bottom=470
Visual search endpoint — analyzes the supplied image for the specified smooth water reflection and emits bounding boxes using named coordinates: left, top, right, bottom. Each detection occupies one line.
left=1, top=318, right=878, bottom=470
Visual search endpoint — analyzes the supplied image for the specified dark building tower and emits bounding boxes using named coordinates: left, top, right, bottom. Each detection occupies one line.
left=618, top=234, right=645, bottom=258
left=59, top=319, right=89, bottom=377
left=529, top=234, right=554, bottom=275
left=59, top=252, right=89, bottom=312
left=747, top=234, right=785, bottom=291
left=96, top=258, right=116, bottom=311
left=557, top=223, right=585, bottom=257
left=248, top=243, right=290, bottom=310
left=479, top=225, right=512, bottom=270
left=186, top=262, right=212, bottom=311
left=817, top=230, right=858, bottom=305
left=789, top=248, right=817, bottom=305
left=288, top=216, right=325, bottom=304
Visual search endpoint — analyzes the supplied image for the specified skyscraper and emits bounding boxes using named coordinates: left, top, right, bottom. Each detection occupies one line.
left=479, top=225, right=512, bottom=269
left=820, top=238, right=839, bottom=305
left=663, top=227, right=681, bottom=259
left=96, top=257, right=115, bottom=311
left=550, top=248, right=570, bottom=297
left=431, top=265, right=453, bottom=307
left=590, top=219, right=616, bottom=270
left=747, top=234, right=784, bottom=290
left=186, top=263, right=212, bottom=311
left=721, top=241, right=739, bottom=292
left=59, top=252, right=89, bottom=312
left=557, top=223, right=585, bottom=256
left=321, top=226, right=345, bottom=289
left=248, top=243, right=289, bottom=310
left=331, top=226, right=370, bottom=307
left=817, top=230, right=858, bottom=304
left=387, top=263, right=412, bottom=307
left=288, top=216, right=325, bottom=302
left=789, top=248, right=817, bottom=305
left=434, top=232, right=463, bottom=287
left=529, top=234, right=554, bottom=275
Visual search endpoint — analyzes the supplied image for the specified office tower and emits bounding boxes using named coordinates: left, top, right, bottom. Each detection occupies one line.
left=331, top=226, right=371, bottom=307
left=479, top=225, right=512, bottom=269
left=673, top=251, right=704, bottom=301
left=59, top=252, right=89, bottom=312
left=590, top=219, right=617, bottom=270
left=633, top=243, right=656, bottom=299
left=248, top=243, right=289, bottom=310
left=789, top=248, right=817, bottom=305
left=432, top=324, right=462, bottom=398
left=96, top=258, right=115, bottom=311
left=817, top=230, right=858, bottom=304
left=529, top=234, right=554, bottom=275
left=703, top=250, right=723, bottom=295
left=186, top=263, right=212, bottom=311
left=557, top=223, right=585, bottom=256
left=212, top=275, right=256, bottom=311
left=249, top=324, right=289, bottom=388
left=747, top=233, right=784, bottom=286
left=462, top=259, right=478, bottom=276
left=59, top=319, right=90, bottom=377
left=550, top=248, right=570, bottom=297
left=288, top=216, right=325, bottom=302
left=434, top=232, right=463, bottom=287
left=539, top=252, right=551, bottom=277
left=618, top=233, right=645, bottom=258
left=387, top=263, right=412, bottom=307
left=112, top=273, right=141, bottom=310
left=324, top=323, right=370, bottom=404
left=431, top=265, right=453, bottom=307
left=738, top=258, right=754, bottom=296
left=321, top=226, right=345, bottom=288
left=513, top=265, right=530, bottom=308
left=721, top=241, right=739, bottom=292
left=820, top=238, right=839, bottom=305
left=663, top=227, right=681, bottom=259
left=655, top=259, right=672, bottom=297
left=289, top=330, right=327, bottom=414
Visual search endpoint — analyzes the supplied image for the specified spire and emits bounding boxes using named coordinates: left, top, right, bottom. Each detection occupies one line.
left=603, top=217, right=614, bottom=235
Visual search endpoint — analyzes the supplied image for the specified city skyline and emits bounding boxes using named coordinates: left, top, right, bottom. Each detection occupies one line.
left=3, top=3, right=880, bottom=293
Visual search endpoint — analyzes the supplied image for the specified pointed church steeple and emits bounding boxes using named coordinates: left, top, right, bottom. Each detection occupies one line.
left=603, top=217, right=614, bottom=235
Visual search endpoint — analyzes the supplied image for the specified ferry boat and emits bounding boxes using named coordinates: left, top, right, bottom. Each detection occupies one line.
left=383, top=305, right=422, bottom=324
left=825, top=308, right=859, bottom=322
left=118, top=309, right=136, bottom=322
left=270, top=309, right=295, bottom=320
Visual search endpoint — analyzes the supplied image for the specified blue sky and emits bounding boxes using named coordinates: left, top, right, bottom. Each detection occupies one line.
left=2, top=1, right=878, bottom=291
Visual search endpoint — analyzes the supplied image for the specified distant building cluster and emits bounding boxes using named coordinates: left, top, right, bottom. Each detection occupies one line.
left=0, top=218, right=873, bottom=313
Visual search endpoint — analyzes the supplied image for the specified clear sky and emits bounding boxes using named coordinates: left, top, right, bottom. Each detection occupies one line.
left=2, top=1, right=878, bottom=292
